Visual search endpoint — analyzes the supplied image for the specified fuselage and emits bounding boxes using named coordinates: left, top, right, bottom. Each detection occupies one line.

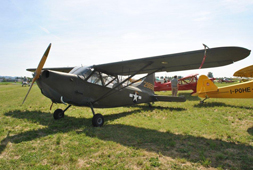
left=36, top=67, right=154, bottom=108
left=198, top=80, right=253, bottom=98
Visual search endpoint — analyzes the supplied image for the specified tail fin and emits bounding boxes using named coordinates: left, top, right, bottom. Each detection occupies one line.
left=137, top=73, right=155, bottom=94
left=193, top=75, right=218, bottom=96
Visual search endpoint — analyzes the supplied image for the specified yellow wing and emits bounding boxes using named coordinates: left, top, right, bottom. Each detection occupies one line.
left=233, top=65, right=253, bottom=77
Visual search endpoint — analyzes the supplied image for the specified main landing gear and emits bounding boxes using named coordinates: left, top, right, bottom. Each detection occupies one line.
left=92, top=114, right=104, bottom=127
left=53, top=103, right=104, bottom=127
left=199, top=96, right=208, bottom=104
left=90, top=103, right=104, bottom=127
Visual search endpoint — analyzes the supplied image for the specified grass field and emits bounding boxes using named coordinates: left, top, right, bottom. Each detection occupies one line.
left=0, top=83, right=253, bottom=170
left=0, top=82, right=21, bottom=85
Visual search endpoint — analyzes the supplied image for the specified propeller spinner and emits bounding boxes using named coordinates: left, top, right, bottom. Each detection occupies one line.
left=22, top=43, right=52, bottom=105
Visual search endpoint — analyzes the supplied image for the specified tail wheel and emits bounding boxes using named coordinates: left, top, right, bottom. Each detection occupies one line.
left=54, top=109, right=64, bottom=120
left=92, top=114, right=104, bottom=127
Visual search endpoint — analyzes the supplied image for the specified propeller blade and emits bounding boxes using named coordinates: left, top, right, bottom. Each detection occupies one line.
left=22, top=43, right=51, bottom=105
left=34, top=43, right=51, bottom=81
left=22, top=81, right=35, bottom=105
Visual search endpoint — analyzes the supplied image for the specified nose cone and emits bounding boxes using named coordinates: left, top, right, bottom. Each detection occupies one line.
left=36, top=78, right=62, bottom=103
left=36, top=70, right=78, bottom=103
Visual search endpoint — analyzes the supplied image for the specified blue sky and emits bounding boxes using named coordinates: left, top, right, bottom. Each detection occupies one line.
left=1, top=0, right=253, bottom=78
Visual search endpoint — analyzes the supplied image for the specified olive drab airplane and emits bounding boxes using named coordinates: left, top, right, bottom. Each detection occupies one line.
left=22, top=43, right=250, bottom=127
left=193, top=65, right=253, bottom=103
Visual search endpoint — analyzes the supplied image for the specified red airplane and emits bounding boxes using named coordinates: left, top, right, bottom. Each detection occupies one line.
left=154, top=74, right=199, bottom=94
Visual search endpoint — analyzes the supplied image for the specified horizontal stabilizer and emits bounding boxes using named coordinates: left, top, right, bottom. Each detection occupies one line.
left=191, top=92, right=199, bottom=96
left=152, top=95, right=186, bottom=102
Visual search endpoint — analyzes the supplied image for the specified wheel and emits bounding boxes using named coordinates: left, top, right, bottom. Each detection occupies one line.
left=92, top=114, right=104, bottom=127
left=53, top=109, right=64, bottom=120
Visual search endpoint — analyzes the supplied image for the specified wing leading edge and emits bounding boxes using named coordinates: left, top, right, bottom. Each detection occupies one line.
left=27, top=67, right=74, bottom=73
left=93, top=46, right=250, bottom=75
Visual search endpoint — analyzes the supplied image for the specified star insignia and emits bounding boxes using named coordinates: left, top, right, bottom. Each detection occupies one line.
left=129, top=91, right=142, bottom=103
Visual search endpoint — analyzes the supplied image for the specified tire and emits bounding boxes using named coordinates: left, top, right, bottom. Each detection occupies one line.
left=92, top=114, right=104, bottom=127
left=54, top=109, right=64, bottom=120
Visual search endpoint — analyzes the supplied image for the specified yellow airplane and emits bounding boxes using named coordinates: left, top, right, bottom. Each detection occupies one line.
left=193, top=65, right=253, bottom=103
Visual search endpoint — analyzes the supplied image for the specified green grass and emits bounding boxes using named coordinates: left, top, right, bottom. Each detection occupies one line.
left=0, top=82, right=21, bottom=85
left=0, top=83, right=253, bottom=169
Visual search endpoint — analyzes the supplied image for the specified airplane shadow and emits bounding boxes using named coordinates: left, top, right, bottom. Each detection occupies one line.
left=248, top=126, right=253, bottom=136
left=193, top=101, right=253, bottom=110
left=128, top=105, right=186, bottom=112
left=1, top=109, right=253, bottom=169
left=0, top=109, right=140, bottom=154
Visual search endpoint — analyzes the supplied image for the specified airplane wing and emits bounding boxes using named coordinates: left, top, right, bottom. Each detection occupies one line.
left=93, top=47, right=250, bottom=75
left=233, top=65, right=253, bottom=77
left=27, top=67, right=74, bottom=73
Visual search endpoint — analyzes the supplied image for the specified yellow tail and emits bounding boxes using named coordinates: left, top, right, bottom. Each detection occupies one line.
left=192, top=75, right=218, bottom=96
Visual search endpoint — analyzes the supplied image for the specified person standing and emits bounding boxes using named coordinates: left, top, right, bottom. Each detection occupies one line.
left=171, top=75, right=178, bottom=96
left=163, top=78, right=167, bottom=83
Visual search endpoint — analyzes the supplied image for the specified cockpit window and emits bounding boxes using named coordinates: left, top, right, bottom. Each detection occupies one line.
left=70, top=66, right=118, bottom=87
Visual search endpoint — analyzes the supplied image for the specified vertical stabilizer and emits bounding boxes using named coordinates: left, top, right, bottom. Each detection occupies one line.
left=137, top=73, right=155, bottom=94
left=196, top=75, right=218, bottom=94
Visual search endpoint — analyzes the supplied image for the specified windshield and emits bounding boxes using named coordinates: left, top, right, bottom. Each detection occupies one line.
left=69, top=66, right=93, bottom=79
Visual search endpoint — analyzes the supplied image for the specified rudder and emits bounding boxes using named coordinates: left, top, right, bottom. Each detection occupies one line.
left=196, top=75, right=218, bottom=94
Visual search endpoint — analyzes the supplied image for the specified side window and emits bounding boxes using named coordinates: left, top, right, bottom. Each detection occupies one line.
left=103, top=75, right=116, bottom=86
left=87, top=71, right=102, bottom=85
left=79, top=69, right=117, bottom=88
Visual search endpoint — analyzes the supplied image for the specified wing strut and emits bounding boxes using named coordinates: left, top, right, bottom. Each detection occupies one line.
left=117, top=67, right=163, bottom=91
left=199, top=44, right=209, bottom=69
left=93, top=66, right=164, bottom=103
left=92, top=62, right=153, bottom=103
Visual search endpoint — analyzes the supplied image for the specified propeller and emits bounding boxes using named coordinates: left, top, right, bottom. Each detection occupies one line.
left=22, top=43, right=52, bottom=105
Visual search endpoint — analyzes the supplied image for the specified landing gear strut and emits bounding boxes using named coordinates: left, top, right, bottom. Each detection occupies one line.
left=53, top=105, right=71, bottom=120
left=200, top=97, right=208, bottom=104
left=148, top=102, right=154, bottom=108
left=90, top=103, right=104, bottom=127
